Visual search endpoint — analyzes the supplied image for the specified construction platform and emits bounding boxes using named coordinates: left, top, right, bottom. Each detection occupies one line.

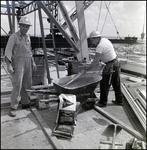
left=1, top=61, right=146, bottom=149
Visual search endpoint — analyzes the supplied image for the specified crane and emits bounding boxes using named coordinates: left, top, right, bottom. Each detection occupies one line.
left=1, top=1, right=93, bottom=83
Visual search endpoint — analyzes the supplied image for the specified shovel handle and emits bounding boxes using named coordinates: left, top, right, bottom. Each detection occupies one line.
left=63, top=72, right=82, bottom=87
left=112, top=125, right=117, bottom=149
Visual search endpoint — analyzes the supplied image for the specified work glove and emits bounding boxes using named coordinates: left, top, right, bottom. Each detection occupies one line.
left=80, top=68, right=87, bottom=75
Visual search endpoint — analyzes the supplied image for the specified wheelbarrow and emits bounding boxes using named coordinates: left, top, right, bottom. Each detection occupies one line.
left=27, top=61, right=105, bottom=110
left=52, top=61, right=105, bottom=110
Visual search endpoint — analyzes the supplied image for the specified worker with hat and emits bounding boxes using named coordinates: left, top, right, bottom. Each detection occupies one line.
left=87, top=31, right=124, bottom=107
left=5, top=16, right=37, bottom=117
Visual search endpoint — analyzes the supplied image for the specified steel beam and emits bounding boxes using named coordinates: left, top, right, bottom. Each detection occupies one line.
left=38, top=5, right=51, bottom=84
left=36, top=1, right=79, bottom=54
left=61, top=0, right=94, bottom=30
left=75, top=1, right=89, bottom=62
left=1, top=1, right=94, bottom=18
left=58, top=1, right=79, bottom=43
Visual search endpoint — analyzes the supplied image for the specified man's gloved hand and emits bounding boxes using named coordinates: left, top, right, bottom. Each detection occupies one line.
left=7, top=64, right=14, bottom=74
left=81, top=68, right=87, bottom=74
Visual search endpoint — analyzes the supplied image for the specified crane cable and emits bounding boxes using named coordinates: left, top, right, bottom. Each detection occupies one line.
left=100, top=1, right=111, bottom=34
left=142, top=9, right=145, bottom=33
left=96, top=1, right=102, bottom=31
left=104, top=1, right=121, bottom=39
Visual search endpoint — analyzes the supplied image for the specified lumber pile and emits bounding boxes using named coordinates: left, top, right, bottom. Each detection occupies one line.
left=121, top=79, right=146, bottom=132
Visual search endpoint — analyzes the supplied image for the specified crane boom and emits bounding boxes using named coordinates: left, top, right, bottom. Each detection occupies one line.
left=61, top=0, right=94, bottom=30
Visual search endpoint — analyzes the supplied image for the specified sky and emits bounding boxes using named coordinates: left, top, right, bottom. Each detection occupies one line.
left=1, top=1, right=146, bottom=39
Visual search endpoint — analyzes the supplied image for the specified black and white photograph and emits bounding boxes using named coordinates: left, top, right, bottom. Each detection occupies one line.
left=1, top=1, right=146, bottom=149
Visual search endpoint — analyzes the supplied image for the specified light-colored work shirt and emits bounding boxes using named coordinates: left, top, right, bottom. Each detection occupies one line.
left=96, top=38, right=116, bottom=63
left=5, top=30, right=32, bottom=62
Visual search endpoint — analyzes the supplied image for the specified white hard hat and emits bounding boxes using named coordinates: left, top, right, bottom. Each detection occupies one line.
left=89, top=31, right=101, bottom=38
left=19, top=17, right=32, bottom=26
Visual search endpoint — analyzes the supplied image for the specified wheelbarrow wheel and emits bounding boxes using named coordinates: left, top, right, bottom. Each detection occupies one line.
left=82, top=101, right=95, bottom=110
left=81, top=93, right=97, bottom=110
left=125, top=142, right=132, bottom=149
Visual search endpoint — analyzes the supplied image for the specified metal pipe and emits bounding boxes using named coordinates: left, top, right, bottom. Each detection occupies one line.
left=93, top=105, right=144, bottom=141
left=51, top=22, right=60, bottom=78
left=6, top=1, right=13, bottom=34
left=11, top=1, right=15, bottom=33
left=123, top=84, right=146, bottom=123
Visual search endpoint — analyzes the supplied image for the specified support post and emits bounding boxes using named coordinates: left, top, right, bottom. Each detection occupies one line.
left=11, top=1, right=15, bottom=33
left=51, top=22, right=60, bottom=78
left=34, top=10, right=36, bottom=37
left=75, top=1, right=89, bottom=62
left=6, top=1, right=13, bottom=34
left=38, top=5, right=51, bottom=84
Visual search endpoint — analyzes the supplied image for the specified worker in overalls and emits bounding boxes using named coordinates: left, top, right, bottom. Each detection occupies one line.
left=5, top=17, right=37, bottom=117
left=88, top=31, right=123, bottom=107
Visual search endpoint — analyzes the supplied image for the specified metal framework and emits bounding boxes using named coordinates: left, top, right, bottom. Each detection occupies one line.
left=1, top=1, right=94, bottom=29
left=62, top=0, right=94, bottom=30
left=1, top=1, right=92, bottom=83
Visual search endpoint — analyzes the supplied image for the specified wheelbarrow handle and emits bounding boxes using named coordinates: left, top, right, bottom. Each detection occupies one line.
left=63, top=73, right=82, bottom=87
left=26, top=89, right=59, bottom=95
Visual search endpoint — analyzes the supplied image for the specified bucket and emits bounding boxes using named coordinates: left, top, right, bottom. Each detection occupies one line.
left=32, top=54, right=48, bottom=85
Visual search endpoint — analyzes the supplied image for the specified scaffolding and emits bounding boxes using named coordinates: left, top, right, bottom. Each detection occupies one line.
left=1, top=1, right=94, bottom=84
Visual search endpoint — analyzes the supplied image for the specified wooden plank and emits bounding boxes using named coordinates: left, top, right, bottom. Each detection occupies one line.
left=1, top=88, right=12, bottom=95
left=1, top=95, right=37, bottom=108
left=26, top=89, right=59, bottom=95
left=93, top=105, right=145, bottom=141
left=100, top=141, right=123, bottom=145
left=127, top=76, right=143, bottom=83
left=31, top=84, right=55, bottom=90
left=30, top=107, right=64, bottom=149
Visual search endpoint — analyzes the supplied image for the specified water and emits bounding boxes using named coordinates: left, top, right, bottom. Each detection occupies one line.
left=113, top=42, right=146, bottom=65
left=89, top=41, right=146, bottom=64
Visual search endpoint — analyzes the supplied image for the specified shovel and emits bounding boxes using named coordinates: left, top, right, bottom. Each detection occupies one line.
left=108, top=123, right=122, bottom=149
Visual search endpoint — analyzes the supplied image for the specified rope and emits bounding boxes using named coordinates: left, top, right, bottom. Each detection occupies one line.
left=104, top=1, right=121, bottom=39
left=100, top=1, right=111, bottom=34
left=96, top=1, right=102, bottom=31
left=142, top=9, right=146, bottom=33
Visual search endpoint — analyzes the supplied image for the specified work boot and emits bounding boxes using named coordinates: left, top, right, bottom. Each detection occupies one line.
left=95, top=101, right=106, bottom=107
left=111, top=100, right=123, bottom=106
left=9, top=108, right=17, bottom=117
left=22, top=102, right=36, bottom=109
